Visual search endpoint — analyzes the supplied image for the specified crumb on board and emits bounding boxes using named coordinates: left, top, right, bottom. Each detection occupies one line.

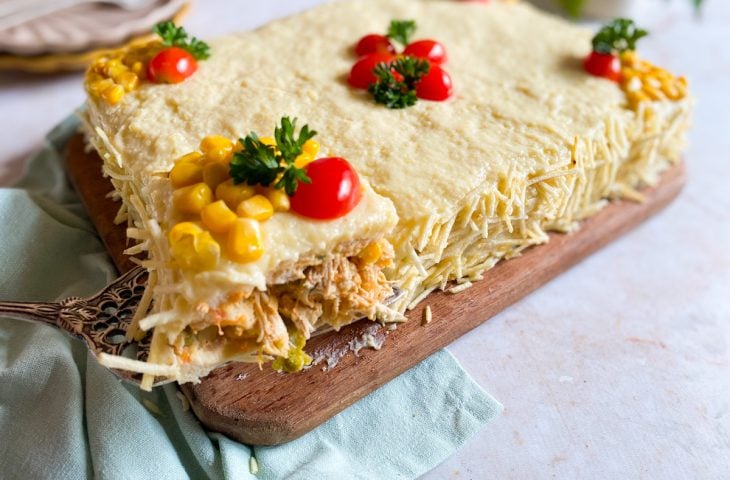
left=422, top=305, right=432, bottom=326
left=447, top=281, right=472, bottom=294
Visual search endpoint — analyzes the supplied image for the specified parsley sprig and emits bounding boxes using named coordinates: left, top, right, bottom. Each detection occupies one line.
left=154, top=21, right=211, bottom=60
left=592, top=19, right=648, bottom=54
left=229, top=117, right=316, bottom=195
left=387, top=20, right=417, bottom=47
left=368, top=57, right=431, bottom=109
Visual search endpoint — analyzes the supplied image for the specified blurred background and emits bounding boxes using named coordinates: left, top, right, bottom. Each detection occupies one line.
left=0, top=1, right=728, bottom=478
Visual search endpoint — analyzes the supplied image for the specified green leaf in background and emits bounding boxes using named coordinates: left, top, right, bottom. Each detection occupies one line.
left=558, top=0, right=703, bottom=17
left=559, top=0, right=587, bottom=18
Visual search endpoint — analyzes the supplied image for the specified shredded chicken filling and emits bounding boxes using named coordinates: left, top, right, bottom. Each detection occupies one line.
left=173, top=241, right=394, bottom=364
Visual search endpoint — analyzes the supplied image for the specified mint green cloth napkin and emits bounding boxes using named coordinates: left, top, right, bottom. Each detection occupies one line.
left=0, top=116, right=503, bottom=480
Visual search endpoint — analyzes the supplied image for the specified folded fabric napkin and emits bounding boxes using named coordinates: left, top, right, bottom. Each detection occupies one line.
left=0, top=116, right=502, bottom=480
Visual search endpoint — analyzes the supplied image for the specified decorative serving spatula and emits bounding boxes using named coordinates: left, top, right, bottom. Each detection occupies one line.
left=0, top=266, right=155, bottom=385
left=0, top=265, right=404, bottom=387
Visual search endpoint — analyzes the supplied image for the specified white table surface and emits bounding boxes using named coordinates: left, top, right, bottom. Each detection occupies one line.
left=1, top=1, right=728, bottom=478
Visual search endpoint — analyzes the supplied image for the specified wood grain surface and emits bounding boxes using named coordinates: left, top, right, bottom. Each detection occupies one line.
left=64, top=133, right=686, bottom=445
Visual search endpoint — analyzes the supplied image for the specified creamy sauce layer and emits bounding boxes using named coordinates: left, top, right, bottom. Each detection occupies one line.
left=87, top=0, right=630, bottom=224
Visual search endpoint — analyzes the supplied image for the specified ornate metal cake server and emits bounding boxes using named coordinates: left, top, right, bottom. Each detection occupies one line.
left=0, top=266, right=156, bottom=386
left=0, top=265, right=405, bottom=387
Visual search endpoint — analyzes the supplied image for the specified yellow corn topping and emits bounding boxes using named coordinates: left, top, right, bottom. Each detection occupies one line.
left=295, top=139, right=320, bottom=168
left=227, top=218, right=264, bottom=263
left=171, top=231, right=221, bottom=271
left=200, top=135, right=234, bottom=163
left=302, top=139, right=320, bottom=157
left=84, top=40, right=161, bottom=106
left=173, top=183, right=214, bottom=216
left=168, top=222, right=220, bottom=271
left=168, top=222, right=203, bottom=245
left=166, top=131, right=317, bottom=267
left=101, top=85, right=125, bottom=106
left=266, top=188, right=290, bottom=212
left=170, top=162, right=204, bottom=189
left=203, top=162, right=230, bottom=190
left=358, top=242, right=383, bottom=264
left=619, top=52, right=688, bottom=111
left=236, top=195, right=274, bottom=221
left=201, top=200, right=238, bottom=234
left=216, top=179, right=255, bottom=210
left=176, top=152, right=204, bottom=164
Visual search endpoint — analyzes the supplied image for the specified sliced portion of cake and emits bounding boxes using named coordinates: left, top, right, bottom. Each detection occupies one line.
left=82, top=0, right=692, bottom=386
left=88, top=115, right=399, bottom=389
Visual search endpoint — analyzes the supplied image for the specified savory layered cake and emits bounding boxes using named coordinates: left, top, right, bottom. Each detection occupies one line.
left=81, top=0, right=692, bottom=387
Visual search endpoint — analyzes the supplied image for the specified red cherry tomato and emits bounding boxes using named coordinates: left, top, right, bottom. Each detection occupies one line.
left=146, top=47, right=198, bottom=84
left=416, top=65, right=453, bottom=101
left=583, top=51, right=620, bottom=82
left=347, top=52, right=395, bottom=89
left=290, top=157, right=363, bottom=220
left=355, top=34, right=396, bottom=57
left=403, top=40, right=448, bottom=65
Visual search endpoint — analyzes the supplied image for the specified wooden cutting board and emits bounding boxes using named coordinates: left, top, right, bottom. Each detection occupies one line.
left=64, top=133, right=686, bottom=445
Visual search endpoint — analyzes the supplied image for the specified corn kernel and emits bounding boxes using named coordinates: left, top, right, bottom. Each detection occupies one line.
left=171, top=231, right=220, bottom=271
left=117, top=71, right=139, bottom=92
left=675, top=81, right=688, bottom=99
left=620, top=51, right=637, bottom=67
left=131, top=61, right=144, bottom=75
left=358, top=242, right=383, bottom=264
left=216, top=179, right=255, bottom=209
left=201, top=200, right=237, bottom=234
left=227, top=218, right=264, bottom=263
left=89, top=78, right=114, bottom=95
left=92, top=58, right=108, bottom=74
left=103, top=58, right=125, bottom=78
left=294, top=153, right=315, bottom=169
left=170, top=162, right=204, bottom=188
left=236, top=195, right=274, bottom=221
left=643, top=85, right=662, bottom=101
left=173, top=182, right=213, bottom=216
left=203, top=162, right=230, bottom=190
left=102, top=84, right=125, bottom=105
left=176, top=152, right=204, bottom=164
left=627, top=90, right=649, bottom=110
left=266, top=189, right=290, bottom=212
left=302, top=139, right=319, bottom=157
left=661, top=81, right=680, bottom=100
left=86, top=71, right=103, bottom=86
left=168, top=222, right=203, bottom=245
left=200, top=135, right=234, bottom=163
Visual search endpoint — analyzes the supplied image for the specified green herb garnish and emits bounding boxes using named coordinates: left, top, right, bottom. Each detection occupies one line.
left=153, top=21, right=211, bottom=60
left=561, top=0, right=702, bottom=18
left=229, top=117, right=315, bottom=195
left=591, top=19, right=648, bottom=54
left=387, top=19, right=417, bottom=47
left=368, top=57, right=431, bottom=109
